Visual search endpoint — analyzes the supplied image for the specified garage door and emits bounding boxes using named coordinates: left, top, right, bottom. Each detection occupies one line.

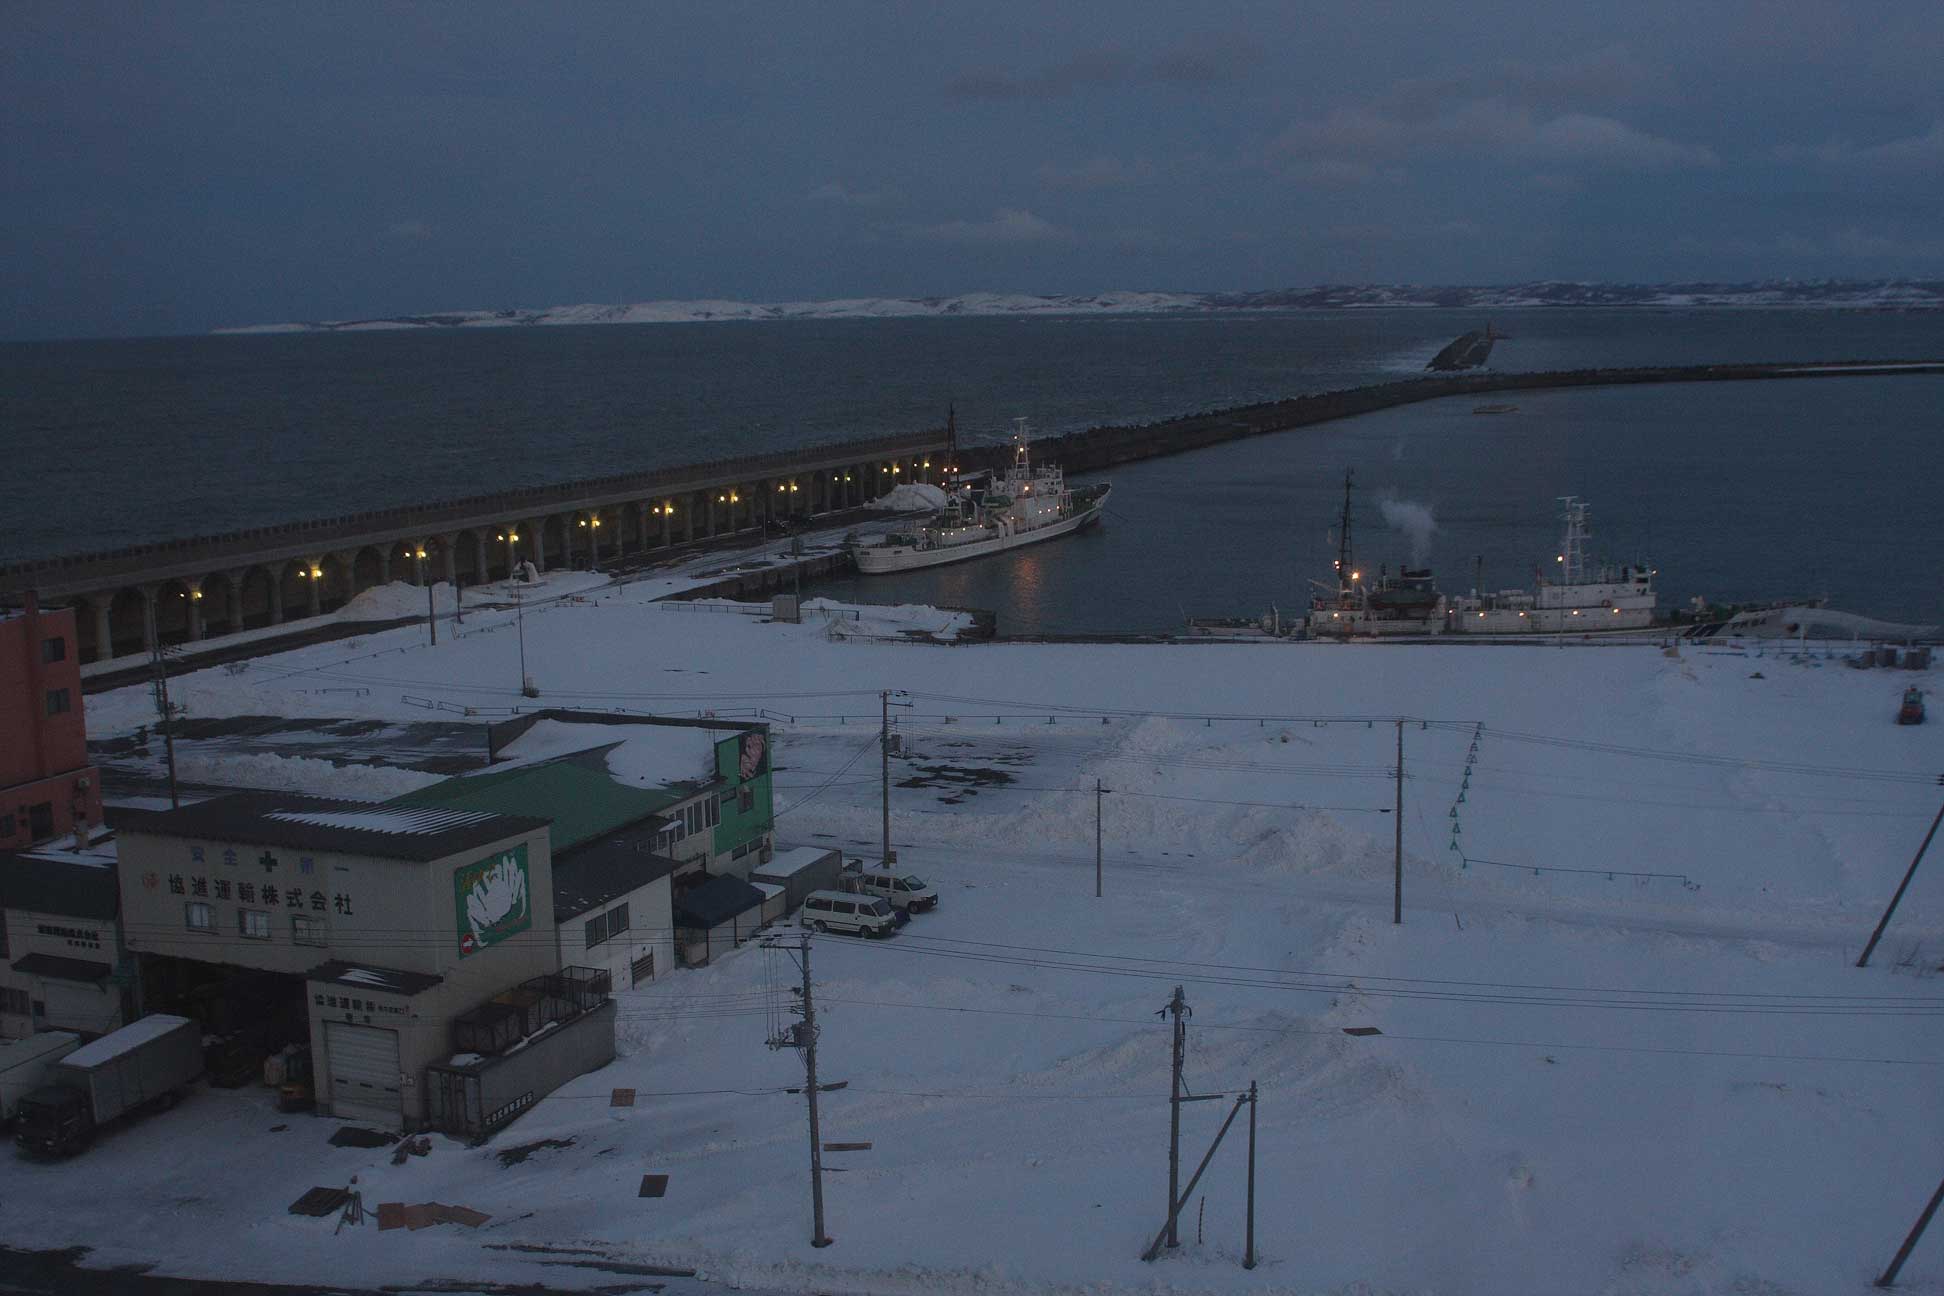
left=324, top=1021, right=402, bottom=1129
left=42, top=980, right=115, bottom=1035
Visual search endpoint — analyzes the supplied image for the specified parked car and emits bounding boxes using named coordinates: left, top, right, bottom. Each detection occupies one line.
left=1898, top=686, right=1925, bottom=725
left=841, top=862, right=940, bottom=913
left=0, top=1033, right=81, bottom=1124
left=801, top=889, right=901, bottom=938
left=14, top=1015, right=202, bottom=1158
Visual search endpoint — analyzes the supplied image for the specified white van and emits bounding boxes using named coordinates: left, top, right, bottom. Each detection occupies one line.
left=845, top=866, right=939, bottom=913
left=801, top=890, right=900, bottom=938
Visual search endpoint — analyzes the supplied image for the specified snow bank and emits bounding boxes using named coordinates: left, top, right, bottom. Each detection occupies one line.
left=495, top=718, right=716, bottom=788
left=171, top=751, right=443, bottom=798
left=866, top=482, right=949, bottom=512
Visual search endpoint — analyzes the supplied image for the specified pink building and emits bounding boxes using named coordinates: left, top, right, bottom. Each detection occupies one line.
left=1, top=593, right=102, bottom=850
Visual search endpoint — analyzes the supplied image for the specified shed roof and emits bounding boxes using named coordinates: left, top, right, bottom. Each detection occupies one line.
left=11, top=953, right=113, bottom=983
left=672, top=874, right=765, bottom=929
left=553, top=832, right=678, bottom=922
left=389, top=748, right=679, bottom=854
left=0, top=848, right=120, bottom=922
left=305, top=961, right=445, bottom=998
left=114, top=792, right=545, bottom=862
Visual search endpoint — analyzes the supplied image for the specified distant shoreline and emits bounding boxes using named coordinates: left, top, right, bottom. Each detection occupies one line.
left=215, top=281, right=1944, bottom=335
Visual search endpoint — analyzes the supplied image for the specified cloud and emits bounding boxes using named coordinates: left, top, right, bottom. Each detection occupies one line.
left=910, top=208, right=1069, bottom=245
left=1773, top=121, right=1944, bottom=172
left=383, top=219, right=432, bottom=241
left=1036, top=155, right=1156, bottom=191
left=948, top=38, right=1257, bottom=100
left=1383, top=44, right=1667, bottom=120
left=808, top=181, right=893, bottom=207
left=1267, top=98, right=1716, bottom=175
left=1528, top=113, right=1718, bottom=169
left=1525, top=172, right=1586, bottom=195
left=947, top=50, right=1129, bottom=101
left=1142, top=35, right=1262, bottom=87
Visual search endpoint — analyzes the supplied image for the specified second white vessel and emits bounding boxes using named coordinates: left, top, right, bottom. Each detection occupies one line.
left=850, top=419, right=1110, bottom=574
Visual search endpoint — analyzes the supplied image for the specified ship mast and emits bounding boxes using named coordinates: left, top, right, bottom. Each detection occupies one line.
left=1012, top=416, right=1031, bottom=476
left=1335, top=470, right=1356, bottom=598
left=1557, top=496, right=1589, bottom=586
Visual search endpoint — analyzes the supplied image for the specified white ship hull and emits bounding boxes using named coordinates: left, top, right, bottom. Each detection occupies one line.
left=853, top=490, right=1109, bottom=573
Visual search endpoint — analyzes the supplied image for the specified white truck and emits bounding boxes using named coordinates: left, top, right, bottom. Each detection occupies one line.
left=13, top=1015, right=203, bottom=1158
left=0, top=1032, right=81, bottom=1124
left=840, top=859, right=939, bottom=913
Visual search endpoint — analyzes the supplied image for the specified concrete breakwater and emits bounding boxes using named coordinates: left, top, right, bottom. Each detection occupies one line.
left=946, top=359, right=1944, bottom=477
left=5, top=357, right=1937, bottom=664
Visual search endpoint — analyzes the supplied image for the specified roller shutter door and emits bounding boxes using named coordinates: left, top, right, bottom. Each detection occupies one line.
left=324, top=1021, right=402, bottom=1129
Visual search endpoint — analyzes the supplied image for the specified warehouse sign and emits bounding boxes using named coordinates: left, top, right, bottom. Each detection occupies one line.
left=454, top=843, right=531, bottom=957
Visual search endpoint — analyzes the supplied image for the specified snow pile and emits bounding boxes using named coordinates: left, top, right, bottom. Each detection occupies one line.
left=866, top=482, right=949, bottom=512
left=338, top=580, right=459, bottom=621
left=171, top=751, right=443, bottom=798
left=494, top=718, right=717, bottom=788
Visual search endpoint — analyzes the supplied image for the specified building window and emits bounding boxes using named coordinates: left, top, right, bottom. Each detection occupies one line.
left=0, top=987, right=28, bottom=1016
left=238, top=909, right=271, bottom=940
left=292, top=915, right=327, bottom=946
left=0, top=813, right=13, bottom=839
left=45, top=688, right=71, bottom=717
left=738, top=785, right=754, bottom=813
left=185, top=901, right=214, bottom=931
left=42, top=637, right=65, bottom=663
left=705, top=797, right=720, bottom=828
left=584, top=912, right=609, bottom=949
left=607, top=902, right=629, bottom=936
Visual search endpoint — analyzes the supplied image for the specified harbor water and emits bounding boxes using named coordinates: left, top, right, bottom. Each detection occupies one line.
left=3, top=308, right=1941, bottom=631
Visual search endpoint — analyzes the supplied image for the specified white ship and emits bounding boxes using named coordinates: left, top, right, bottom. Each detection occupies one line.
left=849, top=419, right=1110, bottom=574
left=1304, top=471, right=1448, bottom=638
left=1445, top=497, right=1657, bottom=633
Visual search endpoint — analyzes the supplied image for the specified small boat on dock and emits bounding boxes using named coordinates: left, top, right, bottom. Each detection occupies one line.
left=848, top=419, right=1109, bottom=574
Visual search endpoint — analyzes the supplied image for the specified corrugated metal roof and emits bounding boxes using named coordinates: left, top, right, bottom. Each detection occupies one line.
left=389, top=748, right=680, bottom=854
left=115, top=792, right=546, bottom=862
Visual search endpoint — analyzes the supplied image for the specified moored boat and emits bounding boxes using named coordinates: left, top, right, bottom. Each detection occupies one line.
left=849, top=419, right=1109, bottom=574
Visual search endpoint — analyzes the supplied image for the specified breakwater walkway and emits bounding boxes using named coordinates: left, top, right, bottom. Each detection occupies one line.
left=5, top=357, right=1938, bottom=663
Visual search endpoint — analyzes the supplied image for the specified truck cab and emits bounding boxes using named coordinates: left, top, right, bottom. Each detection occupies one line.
left=13, top=1086, right=93, bottom=1158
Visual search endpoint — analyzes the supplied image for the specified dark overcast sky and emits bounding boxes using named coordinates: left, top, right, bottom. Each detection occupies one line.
left=4, top=1, right=1942, bottom=338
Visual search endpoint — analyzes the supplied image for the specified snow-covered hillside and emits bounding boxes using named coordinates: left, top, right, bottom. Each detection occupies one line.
left=214, top=280, right=1944, bottom=333
left=23, top=557, right=1944, bottom=1295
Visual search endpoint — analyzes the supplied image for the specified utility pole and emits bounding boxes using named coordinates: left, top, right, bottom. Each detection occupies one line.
left=1393, top=719, right=1404, bottom=924
left=1165, top=985, right=1189, bottom=1249
left=1858, top=798, right=1944, bottom=967
left=880, top=690, right=892, bottom=867
left=147, top=623, right=179, bottom=810
left=426, top=580, right=437, bottom=647
left=514, top=583, right=531, bottom=696
left=1095, top=778, right=1105, bottom=898
left=1244, top=1081, right=1258, bottom=1269
left=766, top=934, right=832, bottom=1248
left=1876, top=1172, right=1944, bottom=1287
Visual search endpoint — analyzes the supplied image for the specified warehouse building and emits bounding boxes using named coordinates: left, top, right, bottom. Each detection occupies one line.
left=113, top=793, right=577, bottom=1130
left=0, top=826, right=132, bottom=1040
left=390, top=747, right=679, bottom=992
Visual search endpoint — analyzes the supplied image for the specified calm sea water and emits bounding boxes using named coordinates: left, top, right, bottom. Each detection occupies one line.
left=4, top=309, right=1940, bottom=628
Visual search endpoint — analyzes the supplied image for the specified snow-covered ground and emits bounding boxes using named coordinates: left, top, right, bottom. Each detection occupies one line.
left=26, top=567, right=1944, bottom=1294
